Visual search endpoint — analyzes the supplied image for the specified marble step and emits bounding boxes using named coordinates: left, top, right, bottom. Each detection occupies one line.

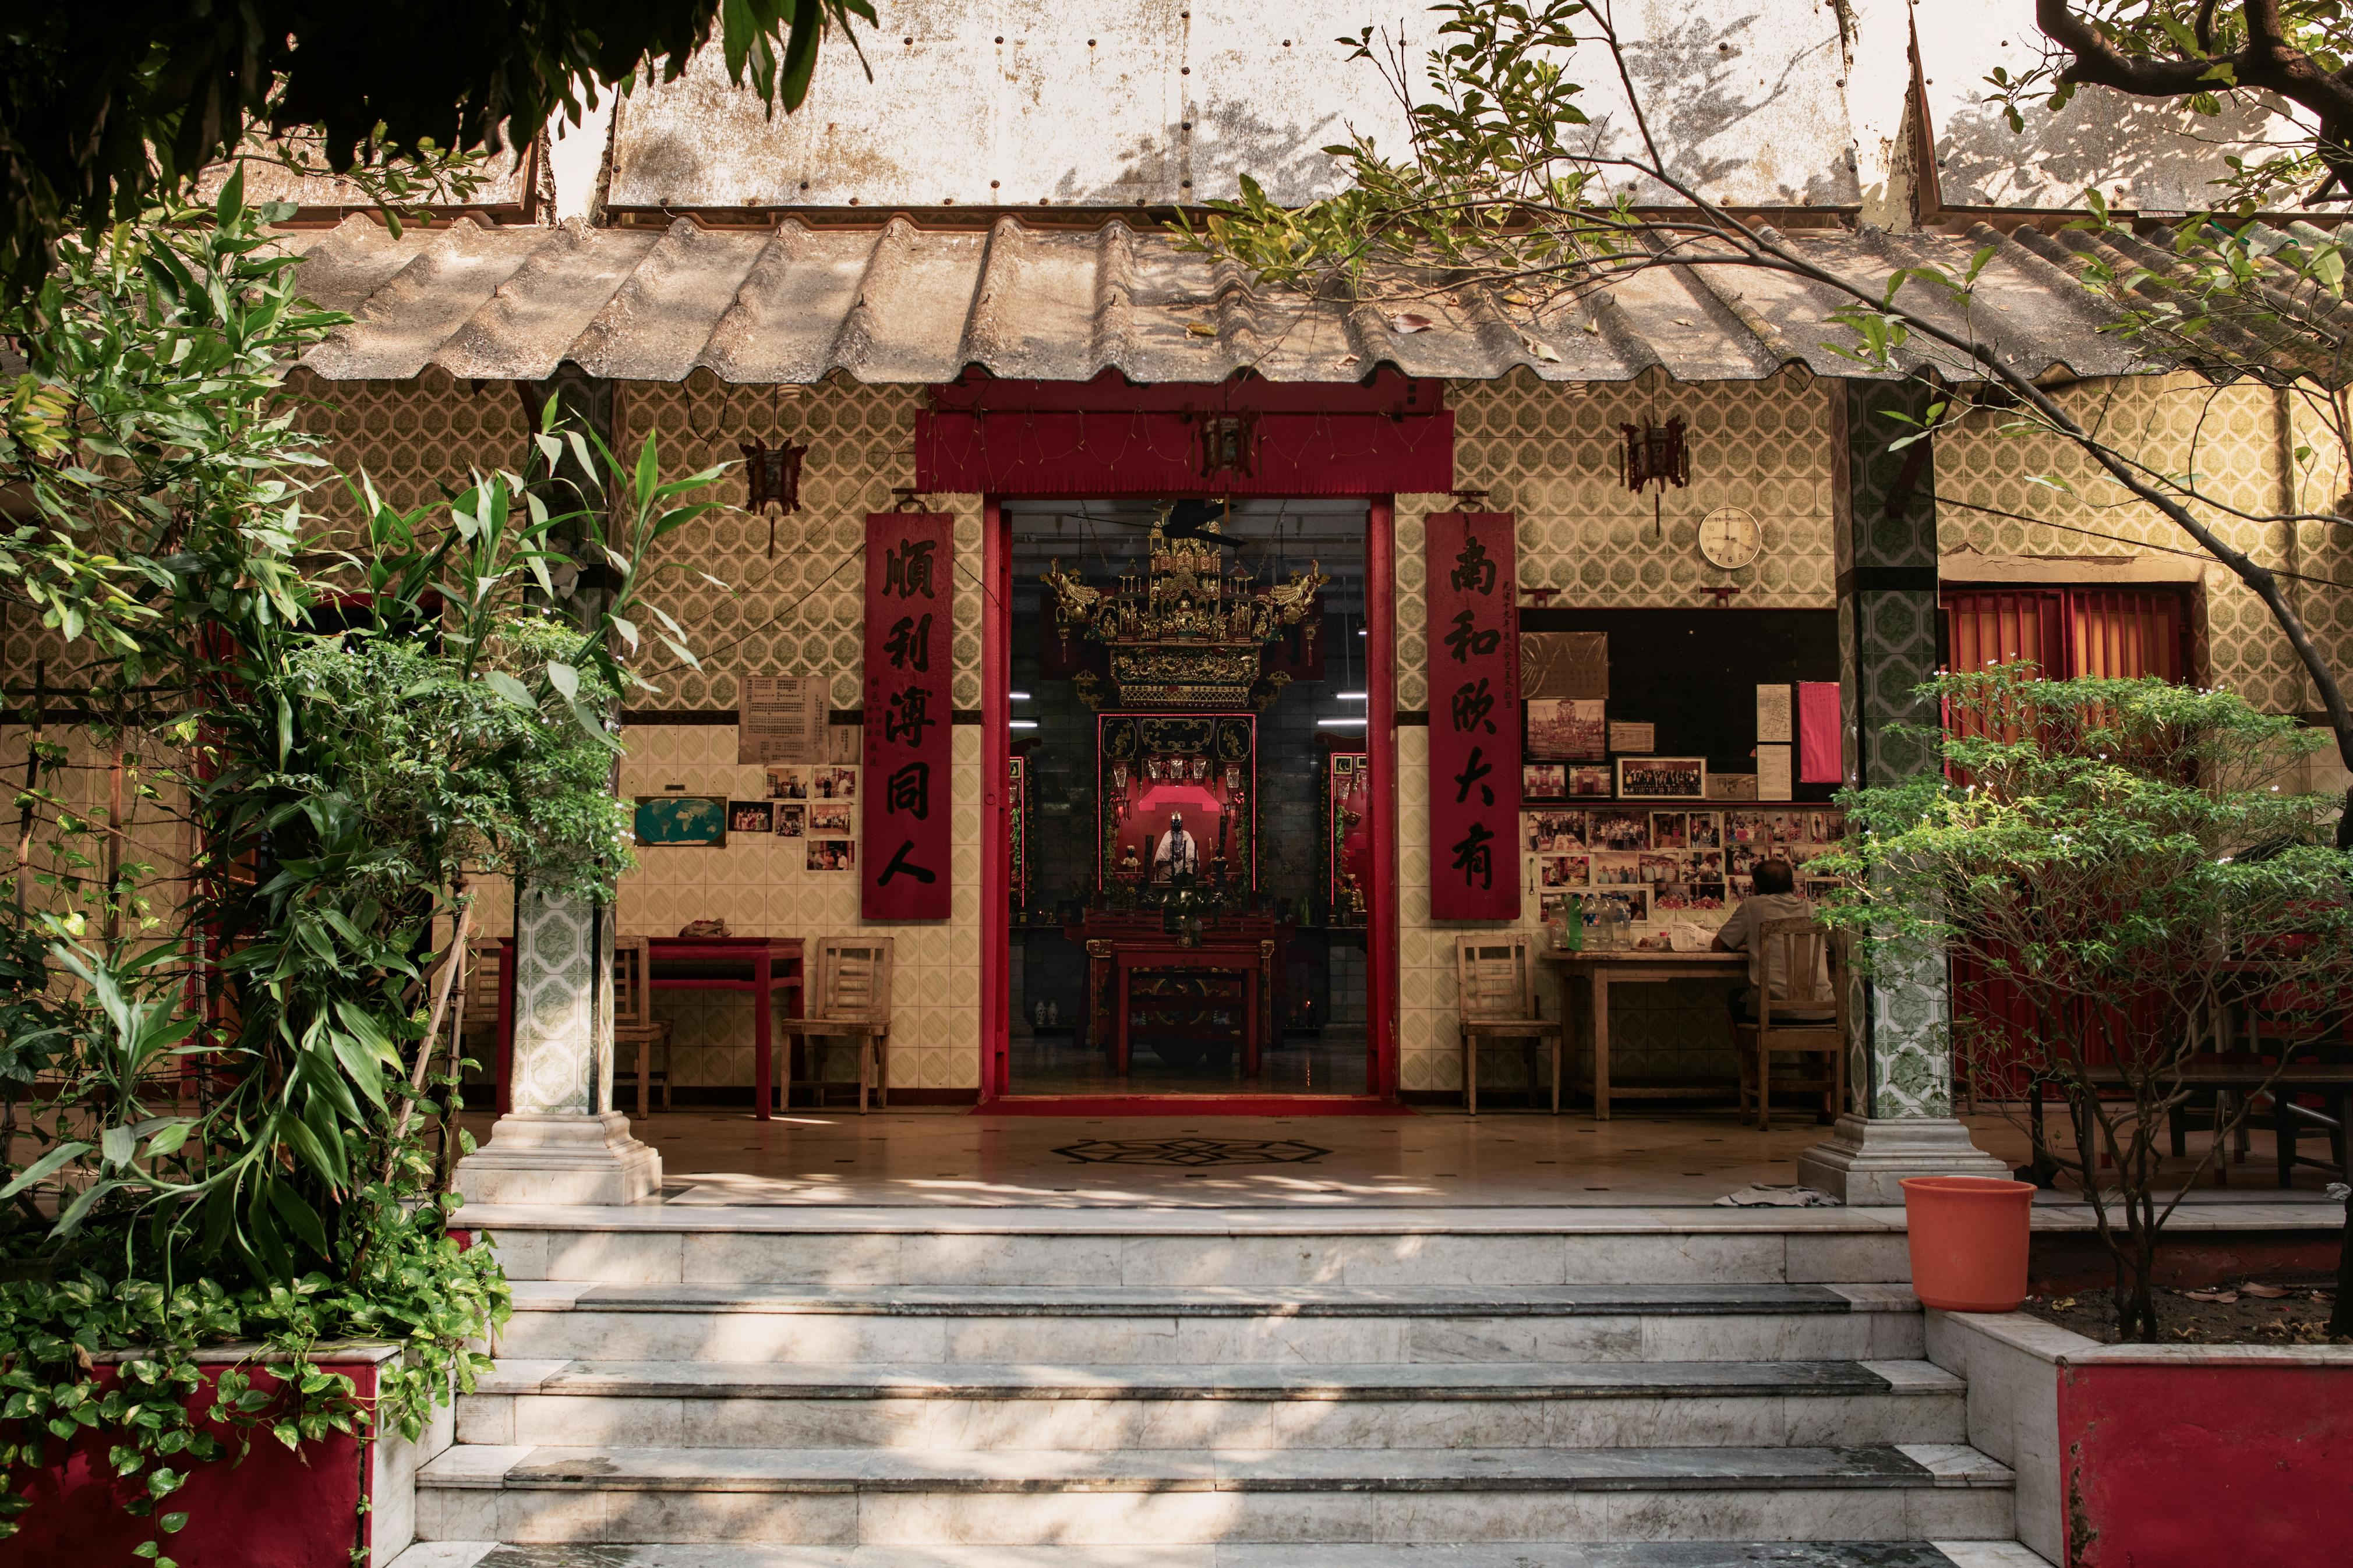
left=392, top=1541, right=2054, bottom=1568
left=496, top=1282, right=1926, bottom=1365
left=470, top=1208, right=1912, bottom=1291
left=416, top=1443, right=2014, bottom=1547
left=456, top=1360, right=1965, bottom=1452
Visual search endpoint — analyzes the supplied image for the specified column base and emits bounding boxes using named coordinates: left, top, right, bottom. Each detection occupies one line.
left=1796, top=1113, right=2010, bottom=1206
left=453, top=1112, right=663, bottom=1206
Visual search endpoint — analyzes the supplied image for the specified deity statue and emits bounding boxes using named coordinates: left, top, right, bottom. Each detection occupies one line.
left=1152, top=812, right=1200, bottom=883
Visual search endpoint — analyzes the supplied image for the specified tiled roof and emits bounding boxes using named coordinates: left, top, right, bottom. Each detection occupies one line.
left=287, top=213, right=2153, bottom=387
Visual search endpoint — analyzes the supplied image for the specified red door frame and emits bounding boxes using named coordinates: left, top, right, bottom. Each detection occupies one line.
left=976, top=494, right=1402, bottom=1106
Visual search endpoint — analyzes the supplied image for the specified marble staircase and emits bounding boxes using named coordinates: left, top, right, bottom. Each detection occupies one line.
left=404, top=1208, right=2033, bottom=1568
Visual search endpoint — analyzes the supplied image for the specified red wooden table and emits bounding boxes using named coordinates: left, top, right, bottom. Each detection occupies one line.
left=1080, top=932, right=1275, bottom=1078
left=496, top=936, right=803, bottom=1119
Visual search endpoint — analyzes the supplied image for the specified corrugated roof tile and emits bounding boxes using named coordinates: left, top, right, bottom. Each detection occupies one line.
left=287, top=217, right=2157, bottom=386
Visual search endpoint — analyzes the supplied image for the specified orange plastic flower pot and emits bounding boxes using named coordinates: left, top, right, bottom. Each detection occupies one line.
left=1900, top=1175, right=2036, bottom=1312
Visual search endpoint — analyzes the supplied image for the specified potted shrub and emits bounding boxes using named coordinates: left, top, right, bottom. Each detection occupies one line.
left=1822, top=664, right=2353, bottom=1340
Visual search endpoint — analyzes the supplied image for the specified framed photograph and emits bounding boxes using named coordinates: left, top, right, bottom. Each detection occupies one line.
left=775, top=804, right=806, bottom=838
left=810, top=804, right=854, bottom=836
left=1567, top=764, right=1613, bottom=798
left=1520, top=762, right=1568, bottom=801
left=1807, top=809, right=1845, bottom=844
left=1533, top=852, right=1589, bottom=888
left=1525, top=698, right=1606, bottom=761
left=814, top=765, right=859, bottom=801
left=1588, top=808, right=1651, bottom=851
left=729, top=800, right=775, bottom=834
left=766, top=766, right=809, bottom=801
left=1687, top=848, right=1726, bottom=878
left=1687, top=811, right=1722, bottom=850
left=1637, top=851, right=1680, bottom=884
left=1655, top=879, right=1729, bottom=914
left=1648, top=810, right=1688, bottom=850
left=1616, top=756, right=1707, bottom=800
left=1727, top=873, right=1755, bottom=900
left=633, top=794, right=727, bottom=848
left=807, top=838, right=856, bottom=872
left=1591, top=852, right=1645, bottom=886
left=1524, top=810, right=1588, bottom=852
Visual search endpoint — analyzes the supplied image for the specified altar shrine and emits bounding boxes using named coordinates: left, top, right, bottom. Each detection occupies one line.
left=1012, top=500, right=1362, bottom=1091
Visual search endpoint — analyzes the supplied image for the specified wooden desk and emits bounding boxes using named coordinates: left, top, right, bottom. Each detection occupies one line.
left=1539, top=948, right=1748, bottom=1120
left=496, top=936, right=803, bottom=1120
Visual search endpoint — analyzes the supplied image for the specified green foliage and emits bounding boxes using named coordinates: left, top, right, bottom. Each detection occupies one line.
left=1818, top=666, right=2353, bottom=1337
left=0, top=169, right=721, bottom=1547
left=0, top=1194, right=506, bottom=1564
left=0, top=0, right=877, bottom=306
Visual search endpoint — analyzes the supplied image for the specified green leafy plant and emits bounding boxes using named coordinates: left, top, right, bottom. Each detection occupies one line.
left=1818, top=666, right=2353, bottom=1340
left=0, top=0, right=878, bottom=304
left=0, top=172, right=722, bottom=1554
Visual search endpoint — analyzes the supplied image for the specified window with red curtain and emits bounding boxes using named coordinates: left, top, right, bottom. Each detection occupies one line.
left=1943, top=586, right=2185, bottom=682
left=1941, top=585, right=2191, bottom=1082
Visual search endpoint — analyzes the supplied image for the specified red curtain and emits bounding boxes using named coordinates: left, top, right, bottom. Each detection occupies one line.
left=1942, top=585, right=2189, bottom=1079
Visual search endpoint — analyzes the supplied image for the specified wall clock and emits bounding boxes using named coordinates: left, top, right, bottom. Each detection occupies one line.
left=1697, top=506, right=1762, bottom=571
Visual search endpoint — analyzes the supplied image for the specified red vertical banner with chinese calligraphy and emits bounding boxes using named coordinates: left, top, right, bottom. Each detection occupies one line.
left=1424, top=512, right=1520, bottom=921
left=863, top=512, right=955, bottom=920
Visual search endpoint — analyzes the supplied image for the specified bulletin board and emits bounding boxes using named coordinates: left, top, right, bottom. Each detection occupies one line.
left=1518, top=608, right=1841, bottom=802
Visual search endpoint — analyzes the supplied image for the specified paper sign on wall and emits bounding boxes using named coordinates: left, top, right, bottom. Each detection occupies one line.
left=1521, top=631, right=1607, bottom=700
left=1757, top=744, right=1793, bottom=801
left=1755, top=684, right=1793, bottom=744
left=737, top=676, right=828, bottom=764
left=1607, top=720, right=1655, bottom=753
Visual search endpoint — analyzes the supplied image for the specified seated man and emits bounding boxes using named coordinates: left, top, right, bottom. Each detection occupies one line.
left=1711, top=859, right=1833, bottom=1022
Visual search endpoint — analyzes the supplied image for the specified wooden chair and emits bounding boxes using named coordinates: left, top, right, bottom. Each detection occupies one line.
left=1734, top=917, right=1845, bottom=1131
left=1454, top=935, right=1565, bottom=1114
left=777, top=937, right=895, bottom=1113
left=613, top=935, right=673, bottom=1118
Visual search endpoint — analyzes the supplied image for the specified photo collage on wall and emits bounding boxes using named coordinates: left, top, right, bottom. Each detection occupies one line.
left=1524, top=806, right=1846, bottom=925
left=736, top=765, right=860, bottom=870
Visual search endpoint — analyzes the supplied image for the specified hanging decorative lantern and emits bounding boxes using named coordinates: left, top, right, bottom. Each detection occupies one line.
left=1620, top=415, right=1689, bottom=539
left=739, top=436, right=808, bottom=558
left=1196, top=411, right=1259, bottom=478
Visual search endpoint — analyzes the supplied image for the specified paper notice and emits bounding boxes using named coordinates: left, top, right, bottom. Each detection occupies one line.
left=1756, top=743, right=1793, bottom=801
left=737, top=675, right=828, bottom=764
left=1522, top=631, right=1607, bottom=699
left=1607, top=720, right=1655, bottom=753
left=1755, top=684, right=1793, bottom=744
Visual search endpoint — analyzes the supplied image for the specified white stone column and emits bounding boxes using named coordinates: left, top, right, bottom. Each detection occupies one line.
left=455, top=887, right=661, bottom=1205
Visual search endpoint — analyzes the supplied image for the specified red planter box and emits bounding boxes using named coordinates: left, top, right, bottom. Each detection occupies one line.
left=2059, top=1350, right=2353, bottom=1566
left=0, top=1344, right=432, bottom=1568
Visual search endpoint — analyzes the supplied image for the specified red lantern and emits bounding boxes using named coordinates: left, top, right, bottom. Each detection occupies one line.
left=1620, top=416, right=1689, bottom=538
left=739, top=437, right=808, bottom=557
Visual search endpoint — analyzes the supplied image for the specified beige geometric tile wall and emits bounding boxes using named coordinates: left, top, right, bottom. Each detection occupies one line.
left=615, top=371, right=983, bottom=1096
left=1933, top=373, right=2347, bottom=716
left=1394, top=367, right=1838, bottom=1098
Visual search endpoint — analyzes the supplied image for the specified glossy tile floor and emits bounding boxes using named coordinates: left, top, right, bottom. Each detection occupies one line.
left=461, top=1103, right=2344, bottom=1210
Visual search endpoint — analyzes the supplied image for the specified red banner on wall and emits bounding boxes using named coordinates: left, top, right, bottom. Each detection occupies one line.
left=1425, top=512, right=1520, bottom=921
left=862, top=512, right=955, bottom=921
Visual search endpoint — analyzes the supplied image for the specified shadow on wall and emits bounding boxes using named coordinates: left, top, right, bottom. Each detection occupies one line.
left=1936, top=87, right=2289, bottom=211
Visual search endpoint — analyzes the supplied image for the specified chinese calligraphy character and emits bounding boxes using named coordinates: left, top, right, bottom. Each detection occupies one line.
left=884, top=539, right=938, bottom=599
left=1443, top=608, right=1501, bottom=664
left=885, top=760, right=931, bottom=819
left=1450, top=820, right=1496, bottom=890
left=884, top=613, right=932, bottom=672
left=884, top=686, right=937, bottom=746
left=1451, top=744, right=1495, bottom=807
left=1450, top=535, right=1496, bottom=595
left=877, top=840, right=938, bottom=886
left=1450, top=677, right=1497, bottom=735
